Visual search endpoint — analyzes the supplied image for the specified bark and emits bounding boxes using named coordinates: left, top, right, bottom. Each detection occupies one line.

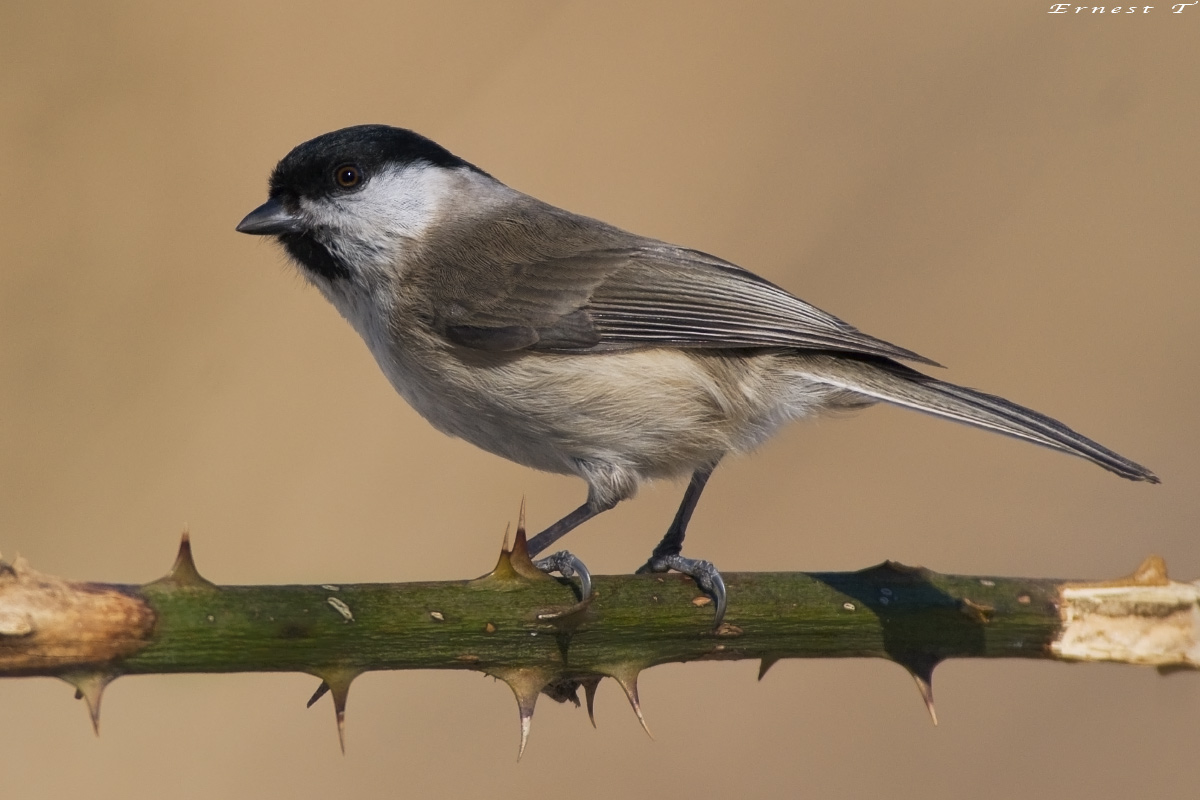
left=1, top=532, right=1195, bottom=755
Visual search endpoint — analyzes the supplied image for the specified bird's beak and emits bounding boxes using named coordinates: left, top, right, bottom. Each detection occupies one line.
left=236, top=197, right=305, bottom=235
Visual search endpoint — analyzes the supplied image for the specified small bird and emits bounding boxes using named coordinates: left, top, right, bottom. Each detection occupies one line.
left=237, top=124, right=1157, bottom=623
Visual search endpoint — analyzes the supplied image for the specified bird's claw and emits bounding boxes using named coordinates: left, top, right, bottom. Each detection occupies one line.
left=534, top=550, right=593, bottom=601
left=639, top=554, right=728, bottom=627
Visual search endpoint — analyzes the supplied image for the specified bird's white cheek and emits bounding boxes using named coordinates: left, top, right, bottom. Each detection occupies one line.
left=344, top=164, right=451, bottom=237
left=302, top=164, right=455, bottom=276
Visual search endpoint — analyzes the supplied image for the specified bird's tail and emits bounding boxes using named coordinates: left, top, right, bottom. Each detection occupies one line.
left=796, top=356, right=1158, bottom=483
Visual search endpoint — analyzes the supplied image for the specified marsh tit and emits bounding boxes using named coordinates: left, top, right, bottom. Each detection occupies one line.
left=237, top=124, right=1157, bottom=623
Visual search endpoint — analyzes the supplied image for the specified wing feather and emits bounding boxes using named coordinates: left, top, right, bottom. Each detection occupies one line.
left=427, top=209, right=938, bottom=366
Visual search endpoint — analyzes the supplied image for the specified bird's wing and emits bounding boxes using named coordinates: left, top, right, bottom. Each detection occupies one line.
left=580, top=245, right=938, bottom=364
left=429, top=219, right=937, bottom=366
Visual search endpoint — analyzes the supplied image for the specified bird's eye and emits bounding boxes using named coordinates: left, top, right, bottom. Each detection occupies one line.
left=334, top=164, right=363, bottom=189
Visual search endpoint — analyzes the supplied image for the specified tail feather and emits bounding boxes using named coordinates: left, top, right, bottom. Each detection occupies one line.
left=800, top=357, right=1159, bottom=483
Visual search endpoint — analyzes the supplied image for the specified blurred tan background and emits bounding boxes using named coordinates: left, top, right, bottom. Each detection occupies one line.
left=1, top=1, right=1196, bottom=797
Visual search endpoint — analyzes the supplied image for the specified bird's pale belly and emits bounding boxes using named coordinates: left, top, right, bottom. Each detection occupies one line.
left=381, top=345, right=790, bottom=484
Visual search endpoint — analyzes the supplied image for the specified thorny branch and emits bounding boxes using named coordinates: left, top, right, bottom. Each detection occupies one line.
left=0, top=524, right=1196, bottom=757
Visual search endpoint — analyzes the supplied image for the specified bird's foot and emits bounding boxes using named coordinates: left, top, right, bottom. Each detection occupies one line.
left=533, top=550, right=593, bottom=602
left=637, top=554, right=727, bottom=627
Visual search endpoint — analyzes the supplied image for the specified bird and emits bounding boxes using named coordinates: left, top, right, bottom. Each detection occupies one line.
left=236, top=124, right=1157, bottom=624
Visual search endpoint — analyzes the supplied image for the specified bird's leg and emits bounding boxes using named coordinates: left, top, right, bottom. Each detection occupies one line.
left=527, top=501, right=609, bottom=602
left=526, top=502, right=602, bottom=555
left=643, top=465, right=715, bottom=562
left=636, top=464, right=728, bottom=625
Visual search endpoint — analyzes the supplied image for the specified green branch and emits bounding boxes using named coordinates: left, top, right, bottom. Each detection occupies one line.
left=1, top=532, right=1195, bottom=756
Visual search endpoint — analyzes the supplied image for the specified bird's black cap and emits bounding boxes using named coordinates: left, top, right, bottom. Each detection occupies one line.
left=267, top=124, right=487, bottom=200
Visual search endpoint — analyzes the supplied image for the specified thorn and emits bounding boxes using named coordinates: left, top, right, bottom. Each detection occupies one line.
left=517, top=705, right=534, bottom=760
left=491, top=667, right=552, bottom=760
left=856, top=560, right=932, bottom=582
left=330, top=684, right=351, bottom=755
left=306, top=681, right=330, bottom=708
left=171, top=531, right=203, bottom=583
left=958, top=597, right=994, bottom=624
left=580, top=676, right=601, bottom=728
left=913, top=674, right=937, bottom=726
left=757, top=656, right=780, bottom=681
left=1131, top=554, right=1169, bottom=586
left=512, top=519, right=530, bottom=562
left=607, top=665, right=652, bottom=739
left=898, top=656, right=939, bottom=726
left=474, top=503, right=549, bottom=584
left=1065, top=553, right=1172, bottom=594
left=482, top=524, right=519, bottom=582
left=146, top=531, right=217, bottom=590
left=308, top=669, right=360, bottom=754
left=62, top=672, right=116, bottom=735
left=507, top=499, right=540, bottom=576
